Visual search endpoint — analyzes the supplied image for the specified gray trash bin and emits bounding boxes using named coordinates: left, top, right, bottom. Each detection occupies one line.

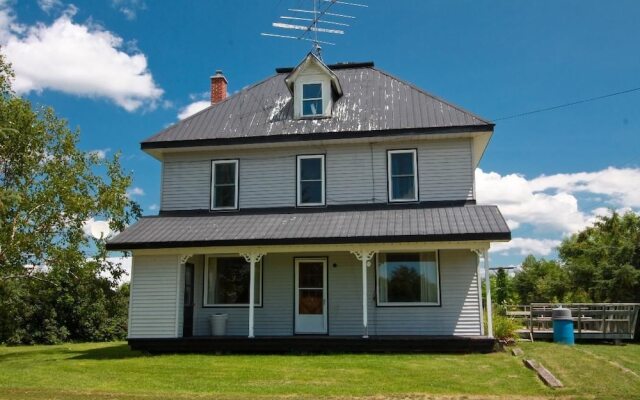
left=209, top=313, right=228, bottom=336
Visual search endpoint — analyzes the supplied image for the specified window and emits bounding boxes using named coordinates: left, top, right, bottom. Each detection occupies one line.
left=204, top=256, right=262, bottom=306
left=211, top=160, right=238, bottom=210
left=302, top=83, right=323, bottom=117
left=297, top=154, right=325, bottom=206
left=377, top=252, right=439, bottom=306
left=387, top=149, right=418, bottom=202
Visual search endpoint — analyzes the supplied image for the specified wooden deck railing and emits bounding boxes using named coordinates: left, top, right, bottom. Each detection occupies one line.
left=505, top=303, right=640, bottom=340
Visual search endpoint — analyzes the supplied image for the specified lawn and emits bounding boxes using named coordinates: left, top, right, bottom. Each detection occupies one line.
left=0, top=341, right=638, bottom=400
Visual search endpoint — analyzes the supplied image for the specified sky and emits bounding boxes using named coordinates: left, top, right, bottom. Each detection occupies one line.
left=2, top=0, right=640, bottom=273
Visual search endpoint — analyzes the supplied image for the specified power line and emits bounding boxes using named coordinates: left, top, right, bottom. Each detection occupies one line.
left=492, top=86, right=640, bottom=122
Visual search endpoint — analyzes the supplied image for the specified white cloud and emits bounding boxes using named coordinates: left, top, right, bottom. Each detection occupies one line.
left=1, top=4, right=163, bottom=111
left=476, top=167, right=640, bottom=234
left=126, top=187, right=144, bottom=197
left=177, top=100, right=210, bottom=120
left=37, top=0, right=62, bottom=14
left=111, top=0, right=146, bottom=21
left=83, top=218, right=112, bottom=239
left=148, top=203, right=158, bottom=211
left=100, top=256, right=132, bottom=284
left=490, top=237, right=561, bottom=256
left=88, top=148, right=110, bottom=159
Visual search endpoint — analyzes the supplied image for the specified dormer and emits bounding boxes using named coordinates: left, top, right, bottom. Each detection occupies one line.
left=285, top=53, right=343, bottom=119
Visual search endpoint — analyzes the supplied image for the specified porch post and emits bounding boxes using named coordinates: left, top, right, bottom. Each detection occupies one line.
left=484, top=249, right=494, bottom=338
left=350, top=249, right=376, bottom=338
left=241, top=252, right=266, bottom=339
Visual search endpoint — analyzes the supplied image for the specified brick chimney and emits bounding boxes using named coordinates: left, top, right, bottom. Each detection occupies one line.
left=210, top=70, right=227, bottom=104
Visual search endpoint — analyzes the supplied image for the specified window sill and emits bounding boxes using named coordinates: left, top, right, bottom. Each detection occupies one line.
left=376, top=303, right=441, bottom=307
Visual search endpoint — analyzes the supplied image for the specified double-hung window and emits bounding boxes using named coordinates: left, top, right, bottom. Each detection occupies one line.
left=302, top=83, right=323, bottom=117
left=377, top=252, right=439, bottom=306
left=211, top=160, right=238, bottom=210
left=297, top=154, right=325, bottom=206
left=204, top=256, right=262, bottom=306
left=387, top=149, right=418, bottom=202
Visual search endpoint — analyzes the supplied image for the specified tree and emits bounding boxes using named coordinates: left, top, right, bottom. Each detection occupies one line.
left=512, top=255, right=570, bottom=304
left=0, top=52, right=139, bottom=280
left=559, top=211, right=640, bottom=302
left=0, top=52, right=139, bottom=343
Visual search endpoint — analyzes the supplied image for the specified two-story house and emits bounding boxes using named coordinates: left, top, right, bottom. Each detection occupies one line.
left=106, top=53, right=511, bottom=353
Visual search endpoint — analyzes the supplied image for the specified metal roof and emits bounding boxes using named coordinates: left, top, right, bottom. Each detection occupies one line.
left=106, top=205, right=510, bottom=250
left=142, top=65, right=493, bottom=149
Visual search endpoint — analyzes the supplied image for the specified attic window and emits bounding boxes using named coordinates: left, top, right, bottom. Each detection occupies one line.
left=302, top=83, right=323, bottom=117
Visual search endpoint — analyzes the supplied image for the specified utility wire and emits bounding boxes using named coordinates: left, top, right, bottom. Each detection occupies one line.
left=492, top=86, right=640, bottom=122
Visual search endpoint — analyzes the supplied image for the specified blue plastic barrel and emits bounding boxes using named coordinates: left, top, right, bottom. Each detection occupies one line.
left=552, top=307, right=575, bottom=345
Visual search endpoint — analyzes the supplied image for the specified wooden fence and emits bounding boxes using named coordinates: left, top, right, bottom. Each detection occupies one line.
left=505, top=303, right=640, bottom=340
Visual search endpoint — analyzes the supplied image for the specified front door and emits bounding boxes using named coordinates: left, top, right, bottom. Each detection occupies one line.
left=182, top=263, right=195, bottom=337
left=295, top=258, right=328, bottom=334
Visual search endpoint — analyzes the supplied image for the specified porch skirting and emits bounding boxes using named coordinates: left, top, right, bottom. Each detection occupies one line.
left=128, top=335, right=496, bottom=354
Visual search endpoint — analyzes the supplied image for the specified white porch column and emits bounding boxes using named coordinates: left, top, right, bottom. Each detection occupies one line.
left=350, top=249, right=377, bottom=338
left=483, top=249, right=494, bottom=338
left=240, top=252, right=266, bottom=338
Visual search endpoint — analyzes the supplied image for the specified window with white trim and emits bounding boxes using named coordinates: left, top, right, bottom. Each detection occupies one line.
left=377, top=252, right=439, bottom=306
left=211, top=160, right=238, bottom=210
left=204, top=256, right=262, bottom=306
left=297, top=154, right=325, bottom=206
left=302, top=83, right=323, bottom=117
left=387, top=149, right=418, bottom=202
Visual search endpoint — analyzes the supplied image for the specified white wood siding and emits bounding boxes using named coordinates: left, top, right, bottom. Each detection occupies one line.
left=128, top=255, right=180, bottom=338
left=160, top=138, right=474, bottom=211
left=187, top=249, right=481, bottom=337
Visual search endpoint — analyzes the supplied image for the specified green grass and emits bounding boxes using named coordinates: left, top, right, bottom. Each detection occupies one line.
left=0, top=341, right=638, bottom=399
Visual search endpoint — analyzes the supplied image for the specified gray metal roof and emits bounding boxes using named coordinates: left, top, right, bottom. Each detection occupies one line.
left=142, top=66, right=492, bottom=148
left=106, top=205, right=510, bottom=250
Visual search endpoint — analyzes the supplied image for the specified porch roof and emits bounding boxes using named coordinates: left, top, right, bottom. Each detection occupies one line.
left=106, top=205, right=510, bottom=251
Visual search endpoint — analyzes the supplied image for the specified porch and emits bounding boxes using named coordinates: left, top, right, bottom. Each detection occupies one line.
left=129, top=335, right=496, bottom=354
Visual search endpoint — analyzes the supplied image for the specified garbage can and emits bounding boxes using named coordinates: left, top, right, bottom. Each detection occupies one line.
left=209, top=313, right=228, bottom=336
left=552, top=307, right=574, bottom=345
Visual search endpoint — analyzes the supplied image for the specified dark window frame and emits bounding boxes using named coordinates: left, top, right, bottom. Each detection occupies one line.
left=210, top=159, right=239, bottom=211
left=386, top=149, right=419, bottom=203
left=296, top=154, right=326, bottom=207
left=375, top=251, right=441, bottom=307
left=203, top=255, right=263, bottom=307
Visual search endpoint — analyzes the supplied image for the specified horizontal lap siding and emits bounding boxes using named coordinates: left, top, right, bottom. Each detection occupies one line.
left=194, top=254, right=293, bottom=336
left=129, top=255, right=179, bottom=338
left=370, top=249, right=481, bottom=336
left=167, top=250, right=480, bottom=338
left=160, top=138, right=474, bottom=210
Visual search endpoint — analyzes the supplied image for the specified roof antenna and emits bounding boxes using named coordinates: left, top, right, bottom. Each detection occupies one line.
left=261, top=0, right=367, bottom=60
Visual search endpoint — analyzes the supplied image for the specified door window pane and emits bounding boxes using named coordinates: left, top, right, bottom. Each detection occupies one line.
left=206, top=257, right=261, bottom=305
left=378, top=252, right=438, bottom=304
left=299, top=289, right=323, bottom=314
left=299, top=262, right=324, bottom=288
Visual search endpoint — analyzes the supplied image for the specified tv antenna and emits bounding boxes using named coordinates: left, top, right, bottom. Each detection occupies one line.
left=261, top=0, right=367, bottom=60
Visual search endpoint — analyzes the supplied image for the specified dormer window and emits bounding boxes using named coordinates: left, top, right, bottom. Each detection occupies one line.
left=302, top=83, right=323, bottom=117
left=285, top=53, right=343, bottom=120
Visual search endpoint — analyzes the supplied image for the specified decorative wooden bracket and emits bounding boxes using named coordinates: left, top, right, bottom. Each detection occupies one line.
left=350, top=249, right=377, bottom=267
left=240, top=252, right=266, bottom=264
left=179, top=254, right=193, bottom=265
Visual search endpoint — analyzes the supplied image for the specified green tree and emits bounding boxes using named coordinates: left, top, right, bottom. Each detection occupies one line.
left=512, top=255, right=570, bottom=304
left=559, top=211, right=640, bottom=302
left=0, top=52, right=139, bottom=343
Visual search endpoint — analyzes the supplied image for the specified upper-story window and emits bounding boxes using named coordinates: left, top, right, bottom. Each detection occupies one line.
left=387, top=149, right=418, bottom=202
left=302, top=83, right=323, bottom=117
left=211, top=159, right=238, bottom=210
left=297, top=154, right=325, bottom=206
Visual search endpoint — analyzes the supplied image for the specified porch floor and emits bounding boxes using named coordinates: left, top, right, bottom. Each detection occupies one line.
left=129, top=335, right=496, bottom=354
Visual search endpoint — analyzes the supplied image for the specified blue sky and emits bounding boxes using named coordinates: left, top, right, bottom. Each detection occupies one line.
left=3, top=0, right=640, bottom=268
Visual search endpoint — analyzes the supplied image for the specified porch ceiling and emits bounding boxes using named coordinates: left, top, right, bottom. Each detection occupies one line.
left=106, top=205, right=510, bottom=251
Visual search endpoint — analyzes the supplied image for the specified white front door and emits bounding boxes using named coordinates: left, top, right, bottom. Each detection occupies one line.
left=295, top=258, right=327, bottom=334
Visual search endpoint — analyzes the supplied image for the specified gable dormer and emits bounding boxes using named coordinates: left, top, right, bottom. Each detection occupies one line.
left=285, top=53, right=343, bottom=119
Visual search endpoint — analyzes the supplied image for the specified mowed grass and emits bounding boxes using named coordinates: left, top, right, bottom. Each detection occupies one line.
left=0, top=341, right=637, bottom=400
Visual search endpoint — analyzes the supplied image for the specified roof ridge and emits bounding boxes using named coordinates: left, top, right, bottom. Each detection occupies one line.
left=371, top=67, right=493, bottom=126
